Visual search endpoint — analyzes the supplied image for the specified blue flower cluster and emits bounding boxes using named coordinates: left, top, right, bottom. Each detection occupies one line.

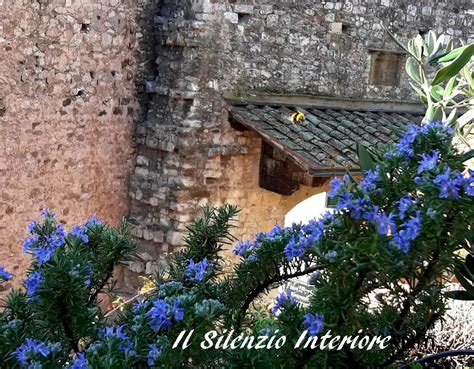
left=70, top=225, right=89, bottom=244
left=272, top=290, right=296, bottom=314
left=70, top=353, right=89, bottom=369
left=146, top=298, right=184, bottom=333
left=20, top=212, right=103, bottom=301
left=257, top=224, right=283, bottom=242
left=25, top=271, right=45, bottom=302
left=147, top=344, right=163, bottom=367
left=0, top=265, right=12, bottom=281
left=329, top=169, right=427, bottom=253
left=233, top=224, right=285, bottom=260
left=13, top=338, right=61, bottom=367
left=392, top=211, right=422, bottom=253
left=233, top=240, right=256, bottom=258
left=434, top=167, right=466, bottom=200
left=360, top=165, right=381, bottom=193
left=185, top=258, right=211, bottom=281
left=327, top=175, right=350, bottom=198
left=303, top=313, right=324, bottom=337
left=99, top=325, right=136, bottom=357
left=23, top=222, right=65, bottom=266
left=384, top=121, right=453, bottom=160
left=284, top=213, right=333, bottom=261
left=417, top=150, right=439, bottom=174
left=84, top=214, right=103, bottom=227
left=375, top=212, right=396, bottom=235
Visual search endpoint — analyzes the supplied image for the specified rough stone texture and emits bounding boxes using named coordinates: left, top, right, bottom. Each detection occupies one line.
left=126, top=0, right=472, bottom=281
left=0, top=0, right=157, bottom=290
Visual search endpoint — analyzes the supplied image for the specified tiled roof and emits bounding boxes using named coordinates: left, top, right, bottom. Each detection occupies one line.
left=229, top=103, right=424, bottom=176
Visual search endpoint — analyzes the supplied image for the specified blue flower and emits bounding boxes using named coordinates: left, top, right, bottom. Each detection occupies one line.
left=414, top=176, right=424, bottom=185
left=272, top=290, right=296, bottom=314
left=25, top=271, right=44, bottom=301
left=362, top=205, right=379, bottom=222
left=100, top=325, right=129, bottom=340
left=70, top=353, right=89, bottom=369
left=172, top=300, right=184, bottom=321
left=328, top=178, right=342, bottom=198
left=0, top=266, right=12, bottom=281
left=464, top=170, right=474, bottom=196
left=375, top=212, right=396, bottom=235
left=99, top=326, right=136, bottom=357
left=34, top=245, right=55, bottom=266
left=303, top=313, right=324, bottom=336
left=360, top=166, right=381, bottom=193
left=350, top=197, right=371, bottom=220
left=40, top=208, right=55, bottom=218
left=233, top=240, right=255, bottom=257
left=392, top=212, right=422, bottom=253
left=26, top=220, right=39, bottom=234
left=395, top=124, right=419, bottom=158
left=284, top=236, right=305, bottom=261
left=147, top=344, right=163, bottom=367
left=70, top=226, right=89, bottom=244
left=267, top=224, right=283, bottom=240
left=23, top=236, right=39, bottom=253
left=84, top=214, right=103, bottom=227
left=185, top=258, right=211, bottom=281
left=421, top=120, right=454, bottom=137
left=403, top=211, right=422, bottom=241
left=434, top=167, right=464, bottom=199
left=13, top=338, right=56, bottom=366
left=417, top=150, right=439, bottom=174
left=147, top=298, right=184, bottom=333
left=336, top=192, right=353, bottom=210
left=397, top=195, right=414, bottom=220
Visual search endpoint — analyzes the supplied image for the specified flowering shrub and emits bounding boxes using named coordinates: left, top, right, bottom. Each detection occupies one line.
left=0, top=121, right=473, bottom=368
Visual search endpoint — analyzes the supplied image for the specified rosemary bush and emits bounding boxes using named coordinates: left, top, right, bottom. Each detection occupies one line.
left=1, top=120, right=473, bottom=368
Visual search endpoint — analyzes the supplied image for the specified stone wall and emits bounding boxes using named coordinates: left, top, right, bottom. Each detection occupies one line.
left=0, top=0, right=156, bottom=290
left=126, top=0, right=472, bottom=281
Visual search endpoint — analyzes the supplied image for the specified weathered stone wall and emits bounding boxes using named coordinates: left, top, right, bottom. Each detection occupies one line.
left=216, top=0, right=472, bottom=99
left=0, top=0, right=156, bottom=289
left=126, top=0, right=472, bottom=280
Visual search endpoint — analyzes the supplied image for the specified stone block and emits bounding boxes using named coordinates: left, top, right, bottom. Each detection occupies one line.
left=145, top=261, right=160, bottom=275
left=234, top=5, right=254, bottom=14
left=329, top=22, right=343, bottom=34
left=223, top=12, right=238, bottom=24
left=136, top=155, right=149, bottom=167
left=259, top=5, right=273, bottom=15
left=166, top=230, right=185, bottom=245
left=127, top=261, right=145, bottom=273
left=134, top=167, right=149, bottom=177
left=153, top=231, right=164, bottom=243
left=143, top=229, right=154, bottom=241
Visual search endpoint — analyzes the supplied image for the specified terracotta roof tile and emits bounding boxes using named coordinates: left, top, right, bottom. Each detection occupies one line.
left=229, top=103, right=423, bottom=176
